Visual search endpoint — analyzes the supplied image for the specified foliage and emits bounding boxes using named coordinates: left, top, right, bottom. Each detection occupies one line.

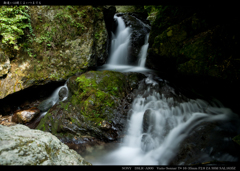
left=0, top=6, right=34, bottom=50
left=144, top=5, right=162, bottom=16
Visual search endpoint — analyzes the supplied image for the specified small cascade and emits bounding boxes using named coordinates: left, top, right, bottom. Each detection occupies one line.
left=27, top=80, right=69, bottom=129
left=107, top=15, right=131, bottom=65
left=138, top=33, right=149, bottom=67
left=41, top=79, right=69, bottom=114
left=99, top=14, right=151, bottom=73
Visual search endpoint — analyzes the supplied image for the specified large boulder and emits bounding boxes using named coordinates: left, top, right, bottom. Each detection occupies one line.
left=0, top=124, right=91, bottom=165
left=0, top=6, right=108, bottom=99
left=36, top=70, right=146, bottom=151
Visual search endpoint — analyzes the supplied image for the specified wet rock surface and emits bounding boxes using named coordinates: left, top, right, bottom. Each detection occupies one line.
left=0, top=124, right=91, bottom=165
left=170, top=121, right=240, bottom=165
left=0, top=81, right=65, bottom=116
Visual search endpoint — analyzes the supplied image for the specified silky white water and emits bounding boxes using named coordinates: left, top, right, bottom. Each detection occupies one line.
left=34, top=80, right=69, bottom=122
left=138, top=33, right=149, bottom=67
left=100, top=15, right=152, bottom=73
left=107, top=15, right=131, bottom=65
left=90, top=76, right=239, bottom=165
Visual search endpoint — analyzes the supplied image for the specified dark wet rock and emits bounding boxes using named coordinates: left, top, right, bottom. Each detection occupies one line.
left=169, top=122, right=240, bottom=165
left=146, top=6, right=240, bottom=111
left=103, top=5, right=116, bottom=38
left=12, top=107, right=40, bottom=124
left=58, top=87, right=68, bottom=101
left=142, top=109, right=152, bottom=133
left=232, top=134, right=240, bottom=146
left=102, top=6, right=117, bottom=65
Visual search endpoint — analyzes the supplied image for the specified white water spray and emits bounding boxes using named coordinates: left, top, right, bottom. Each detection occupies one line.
left=138, top=33, right=149, bottom=67
left=36, top=80, right=69, bottom=120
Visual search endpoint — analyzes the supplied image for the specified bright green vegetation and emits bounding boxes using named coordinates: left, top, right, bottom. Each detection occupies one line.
left=0, top=6, right=34, bottom=52
left=72, top=71, right=127, bottom=124
left=0, top=5, right=108, bottom=99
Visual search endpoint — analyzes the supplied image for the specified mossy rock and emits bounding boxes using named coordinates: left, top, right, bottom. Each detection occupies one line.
left=0, top=5, right=108, bottom=99
left=37, top=70, right=146, bottom=142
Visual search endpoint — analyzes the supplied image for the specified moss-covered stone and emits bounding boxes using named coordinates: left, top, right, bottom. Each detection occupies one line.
left=0, top=5, right=108, bottom=99
left=36, top=70, right=146, bottom=143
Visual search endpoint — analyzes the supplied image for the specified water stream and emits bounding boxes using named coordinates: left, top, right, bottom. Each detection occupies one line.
left=99, top=15, right=151, bottom=73
left=86, top=15, right=240, bottom=165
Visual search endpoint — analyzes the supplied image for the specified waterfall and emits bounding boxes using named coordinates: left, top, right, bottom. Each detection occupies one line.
left=99, top=15, right=151, bottom=73
left=88, top=76, right=240, bottom=165
left=107, top=15, right=131, bottom=65
left=90, top=14, right=240, bottom=165
left=138, top=33, right=149, bottom=67
left=49, top=80, right=69, bottom=105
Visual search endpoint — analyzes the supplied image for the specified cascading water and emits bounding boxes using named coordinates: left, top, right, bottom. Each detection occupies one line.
left=99, top=15, right=152, bottom=73
left=107, top=15, right=131, bottom=65
left=90, top=13, right=240, bottom=165
left=89, top=76, right=240, bottom=165
left=138, top=33, right=149, bottom=67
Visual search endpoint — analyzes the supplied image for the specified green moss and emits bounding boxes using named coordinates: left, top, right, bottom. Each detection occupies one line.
left=71, top=71, right=127, bottom=126
left=60, top=101, right=70, bottom=111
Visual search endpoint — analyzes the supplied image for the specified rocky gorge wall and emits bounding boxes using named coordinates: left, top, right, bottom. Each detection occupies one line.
left=145, top=5, right=240, bottom=113
left=146, top=5, right=240, bottom=81
left=0, top=5, right=108, bottom=100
